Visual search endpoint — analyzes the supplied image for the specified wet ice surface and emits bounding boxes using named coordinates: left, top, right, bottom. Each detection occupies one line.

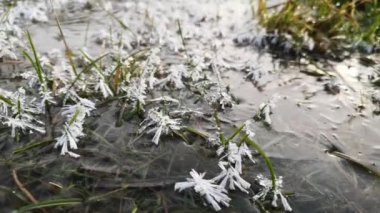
left=1, top=0, right=380, bottom=212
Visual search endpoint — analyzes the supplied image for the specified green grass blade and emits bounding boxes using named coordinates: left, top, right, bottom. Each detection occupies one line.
left=13, top=139, right=54, bottom=155
left=172, top=130, right=191, bottom=144
left=0, top=94, right=14, bottom=106
left=176, top=20, right=186, bottom=50
left=226, top=124, right=245, bottom=143
left=86, top=185, right=128, bottom=202
left=244, top=136, right=277, bottom=190
left=65, top=52, right=109, bottom=93
left=68, top=108, right=81, bottom=125
left=25, top=31, right=45, bottom=86
left=79, top=49, right=106, bottom=78
left=22, top=51, right=38, bottom=72
left=182, top=126, right=210, bottom=140
left=17, top=198, right=82, bottom=212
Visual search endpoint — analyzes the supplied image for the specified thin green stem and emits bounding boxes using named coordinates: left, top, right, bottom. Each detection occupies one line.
left=79, top=49, right=106, bottom=78
left=87, top=185, right=128, bottom=202
left=182, top=126, right=210, bottom=140
left=244, top=136, right=277, bottom=190
left=176, top=20, right=186, bottom=51
left=25, top=31, right=46, bottom=89
left=65, top=52, right=109, bottom=94
left=226, top=124, right=245, bottom=143
left=0, top=94, right=13, bottom=106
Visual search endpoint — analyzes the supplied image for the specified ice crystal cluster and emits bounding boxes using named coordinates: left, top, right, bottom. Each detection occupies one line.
left=0, top=22, right=23, bottom=59
left=253, top=174, right=293, bottom=212
left=175, top=169, right=231, bottom=211
left=139, top=108, right=182, bottom=145
left=175, top=121, right=291, bottom=211
left=0, top=0, right=200, bottom=157
left=0, top=88, right=45, bottom=137
left=0, top=1, right=291, bottom=212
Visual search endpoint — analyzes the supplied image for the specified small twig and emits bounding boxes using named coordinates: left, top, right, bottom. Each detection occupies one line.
left=329, top=151, right=380, bottom=177
left=54, top=15, right=78, bottom=77
left=12, top=169, right=38, bottom=204
left=12, top=169, right=48, bottom=213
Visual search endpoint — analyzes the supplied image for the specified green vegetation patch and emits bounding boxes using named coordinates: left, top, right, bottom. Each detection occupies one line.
left=257, top=0, right=380, bottom=55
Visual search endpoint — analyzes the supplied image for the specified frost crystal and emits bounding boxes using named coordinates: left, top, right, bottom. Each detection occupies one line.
left=55, top=101, right=95, bottom=157
left=253, top=174, right=292, bottom=212
left=20, top=71, right=39, bottom=88
left=38, top=89, right=56, bottom=111
left=213, top=161, right=251, bottom=193
left=218, top=142, right=254, bottom=174
left=0, top=88, right=45, bottom=137
left=186, top=54, right=208, bottom=81
left=156, top=64, right=187, bottom=89
left=0, top=22, right=24, bottom=59
left=143, top=48, right=161, bottom=80
left=8, top=2, right=49, bottom=23
left=175, top=169, right=231, bottom=211
left=205, top=86, right=234, bottom=110
left=122, top=79, right=147, bottom=105
left=76, top=97, right=96, bottom=114
left=51, top=61, right=75, bottom=85
left=55, top=122, right=83, bottom=158
left=3, top=116, right=45, bottom=137
left=95, top=78, right=113, bottom=98
left=139, top=108, right=181, bottom=145
left=243, top=120, right=256, bottom=139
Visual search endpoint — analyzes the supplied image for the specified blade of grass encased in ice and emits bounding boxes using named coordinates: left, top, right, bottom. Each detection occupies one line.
left=244, top=136, right=277, bottom=190
left=25, top=31, right=45, bottom=87
left=13, top=139, right=54, bottom=155
left=0, top=94, right=14, bottom=106
left=65, top=52, right=109, bottom=93
left=226, top=124, right=245, bottom=143
left=17, top=198, right=82, bottom=212
left=86, top=185, right=128, bottom=202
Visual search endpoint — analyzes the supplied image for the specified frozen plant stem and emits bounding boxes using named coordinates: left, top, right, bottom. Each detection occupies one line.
left=12, top=169, right=48, bottom=213
left=66, top=52, right=109, bottom=93
left=176, top=19, right=188, bottom=58
left=23, top=32, right=55, bottom=136
left=213, top=111, right=226, bottom=145
left=12, top=169, right=38, bottom=204
left=54, top=15, right=78, bottom=77
left=226, top=124, right=245, bottom=143
left=244, top=136, right=276, bottom=190
left=24, top=31, right=46, bottom=89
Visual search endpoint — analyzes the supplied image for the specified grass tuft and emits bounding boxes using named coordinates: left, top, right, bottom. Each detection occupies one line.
left=257, top=0, right=380, bottom=54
